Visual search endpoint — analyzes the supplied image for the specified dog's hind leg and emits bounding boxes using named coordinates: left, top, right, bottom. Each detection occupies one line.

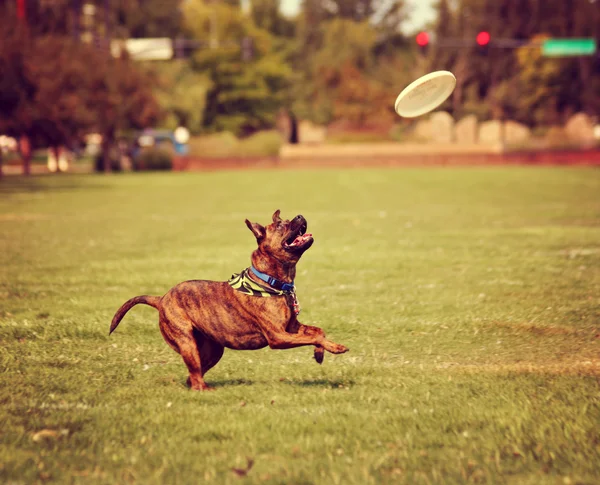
left=193, top=328, right=224, bottom=376
left=181, top=344, right=211, bottom=391
left=159, top=316, right=212, bottom=391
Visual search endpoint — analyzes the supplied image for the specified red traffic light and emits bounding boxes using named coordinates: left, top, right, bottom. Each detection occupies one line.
left=416, top=31, right=430, bottom=47
left=17, top=0, right=26, bottom=20
left=476, top=31, right=491, bottom=46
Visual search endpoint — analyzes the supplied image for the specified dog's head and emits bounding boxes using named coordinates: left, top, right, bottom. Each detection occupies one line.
left=245, top=210, right=313, bottom=263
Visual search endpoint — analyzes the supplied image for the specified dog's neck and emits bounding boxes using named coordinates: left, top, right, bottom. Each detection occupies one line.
left=250, top=248, right=296, bottom=283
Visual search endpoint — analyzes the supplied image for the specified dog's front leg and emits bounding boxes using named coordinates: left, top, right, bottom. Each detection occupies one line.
left=295, top=323, right=324, bottom=338
left=262, top=324, right=348, bottom=355
left=313, top=345, right=325, bottom=364
left=286, top=321, right=328, bottom=364
left=294, top=324, right=326, bottom=364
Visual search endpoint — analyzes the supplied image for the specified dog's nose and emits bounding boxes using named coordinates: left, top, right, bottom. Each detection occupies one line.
left=294, top=215, right=304, bottom=222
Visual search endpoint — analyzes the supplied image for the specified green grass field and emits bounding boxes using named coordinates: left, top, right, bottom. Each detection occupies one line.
left=1, top=167, right=599, bottom=485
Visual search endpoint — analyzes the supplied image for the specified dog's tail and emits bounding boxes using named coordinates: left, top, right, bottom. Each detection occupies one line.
left=109, top=295, right=161, bottom=335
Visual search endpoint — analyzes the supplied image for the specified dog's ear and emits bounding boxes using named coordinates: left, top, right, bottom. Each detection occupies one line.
left=245, top=219, right=266, bottom=241
left=272, top=210, right=282, bottom=223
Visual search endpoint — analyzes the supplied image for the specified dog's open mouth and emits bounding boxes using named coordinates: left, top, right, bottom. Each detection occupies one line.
left=284, top=221, right=313, bottom=250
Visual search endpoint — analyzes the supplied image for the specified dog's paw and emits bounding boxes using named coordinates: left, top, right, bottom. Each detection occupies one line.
left=191, top=384, right=216, bottom=391
left=187, top=377, right=215, bottom=391
left=335, top=344, right=349, bottom=354
left=326, top=342, right=349, bottom=354
left=314, top=347, right=324, bottom=364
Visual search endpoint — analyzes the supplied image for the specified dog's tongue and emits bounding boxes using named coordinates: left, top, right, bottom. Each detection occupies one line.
left=290, top=233, right=312, bottom=246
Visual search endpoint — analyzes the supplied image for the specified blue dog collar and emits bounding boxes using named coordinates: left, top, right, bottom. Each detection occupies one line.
left=250, top=266, right=295, bottom=293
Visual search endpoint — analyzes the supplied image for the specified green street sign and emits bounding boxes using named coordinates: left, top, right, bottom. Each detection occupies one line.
left=542, top=38, right=597, bottom=57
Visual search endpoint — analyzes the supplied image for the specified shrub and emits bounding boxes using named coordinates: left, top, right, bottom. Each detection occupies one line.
left=94, top=146, right=122, bottom=172
left=133, top=147, right=173, bottom=171
left=187, top=130, right=283, bottom=158
left=238, top=131, right=283, bottom=157
left=326, top=131, right=391, bottom=144
left=389, top=123, right=410, bottom=142
left=187, top=132, right=239, bottom=158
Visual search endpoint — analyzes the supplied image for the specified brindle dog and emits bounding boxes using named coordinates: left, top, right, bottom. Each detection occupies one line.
left=109, top=210, right=349, bottom=390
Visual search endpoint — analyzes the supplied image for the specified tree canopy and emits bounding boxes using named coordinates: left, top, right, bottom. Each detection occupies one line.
left=0, top=7, right=161, bottom=175
left=182, top=0, right=293, bottom=135
left=1, top=0, right=598, bottom=177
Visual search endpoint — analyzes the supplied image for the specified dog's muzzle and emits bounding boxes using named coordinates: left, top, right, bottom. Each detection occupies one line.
left=284, top=215, right=313, bottom=250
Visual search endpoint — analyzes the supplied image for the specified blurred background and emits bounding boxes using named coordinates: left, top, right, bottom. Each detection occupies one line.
left=1, top=0, right=599, bottom=176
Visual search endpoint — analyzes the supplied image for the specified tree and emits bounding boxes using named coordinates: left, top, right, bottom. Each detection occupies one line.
left=250, top=0, right=295, bottom=38
left=4, top=0, right=74, bottom=37
left=291, top=0, right=409, bottom=126
left=88, top=54, right=162, bottom=172
left=303, top=19, right=380, bottom=124
left=0, top=27, right=104, bottom=175
left=116, top=0, right=186, bottom=39
left=296, top=0, right=406, bottom=37
left=429, top=0, right=600, bottom=123
left=0, top=14, right=161, bottom=175
left=429, top=0, right=454, bottom=70
left=331, top=62, right=393, bottom=127
left=183, top=0, right=292, bottom=135
left=145, top=61, right=212, bottom=134
left=510, top=35, right=562, bottom=125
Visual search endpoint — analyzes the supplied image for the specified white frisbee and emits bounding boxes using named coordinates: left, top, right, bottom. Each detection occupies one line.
left=394, top=71, right=456, bottom=118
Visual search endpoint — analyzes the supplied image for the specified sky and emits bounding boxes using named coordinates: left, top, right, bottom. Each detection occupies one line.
left=279, top=0, right=436, bottom=33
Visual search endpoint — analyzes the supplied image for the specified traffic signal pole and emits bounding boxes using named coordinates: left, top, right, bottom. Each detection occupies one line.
left=416, top=32, right=598, bottom=54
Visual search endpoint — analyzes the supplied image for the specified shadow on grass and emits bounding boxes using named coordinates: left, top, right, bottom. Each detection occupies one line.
left=184, top=378, right=255, bottom=389
left=180, top=378, right=355, bottom=389
left=283, top=378, right=355, bottom=388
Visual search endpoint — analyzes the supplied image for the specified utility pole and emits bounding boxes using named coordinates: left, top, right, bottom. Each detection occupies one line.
left=73, top=0, right=81, bottom=41
left=209, top=0, right=218, bottom=49
left=104, top=0, right=110, bottom=52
